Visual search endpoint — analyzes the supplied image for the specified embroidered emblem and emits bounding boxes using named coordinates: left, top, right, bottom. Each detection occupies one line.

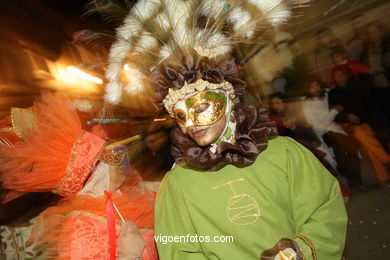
left=213, top=178, right=260, bottom=226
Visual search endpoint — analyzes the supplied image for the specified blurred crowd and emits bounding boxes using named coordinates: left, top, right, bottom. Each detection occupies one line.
left=266, top=15, right=390, bottom=195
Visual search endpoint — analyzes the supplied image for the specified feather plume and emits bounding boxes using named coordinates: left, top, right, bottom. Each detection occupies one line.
left=103, top=0, right=299, bottom=104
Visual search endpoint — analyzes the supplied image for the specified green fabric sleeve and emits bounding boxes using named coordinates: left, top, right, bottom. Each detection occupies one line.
left=285, top=138, right=348, bottom=260
left=154, top=172, right=208, bottom=260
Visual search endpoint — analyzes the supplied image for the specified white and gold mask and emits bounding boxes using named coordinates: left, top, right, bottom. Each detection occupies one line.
left=173, top=90, right=228, bottom=128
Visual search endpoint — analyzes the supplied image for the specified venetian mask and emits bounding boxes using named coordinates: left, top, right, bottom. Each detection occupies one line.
left=173, top=90, right=228, bottom=128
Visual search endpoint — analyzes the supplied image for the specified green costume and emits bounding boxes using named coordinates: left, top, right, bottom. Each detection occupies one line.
left=155, top=137, right=347, bottom=260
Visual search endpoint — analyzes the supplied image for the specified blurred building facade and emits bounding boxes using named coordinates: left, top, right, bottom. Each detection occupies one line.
left=0, top=0, right=107, bottom=118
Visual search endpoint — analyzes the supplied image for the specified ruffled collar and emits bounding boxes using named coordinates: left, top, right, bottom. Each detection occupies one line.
left=170, top=104, right=278, bottom=171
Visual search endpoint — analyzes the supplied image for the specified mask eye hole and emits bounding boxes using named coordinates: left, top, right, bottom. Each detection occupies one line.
left=194, top=103, right=210, bottom=114
left=174, top=109, right=187, bottom=123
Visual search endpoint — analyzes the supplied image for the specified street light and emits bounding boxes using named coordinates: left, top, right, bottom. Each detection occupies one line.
left=66, top=66, right=103, bottom=85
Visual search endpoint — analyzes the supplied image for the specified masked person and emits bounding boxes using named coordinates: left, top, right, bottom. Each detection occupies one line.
left=0, top=92, right=157, bottom=260
left=101, top=1, right=348, bottom=259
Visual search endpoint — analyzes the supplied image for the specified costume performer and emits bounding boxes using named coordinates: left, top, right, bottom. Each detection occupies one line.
left=101, top=1, right=348, bottom=260
left=0, top=92, right=158, bottom=260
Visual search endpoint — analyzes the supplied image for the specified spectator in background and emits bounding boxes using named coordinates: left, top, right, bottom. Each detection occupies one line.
left=268, top=92, right=295, bottom=136
left=302, top=75, right=362, bottom=183
left=269, top=92, right=334, bottom=170
left=361, top=20, right=390, bottom=121
left=314, top=28, right=342, bottom=86
left=330, top=67, right=390, bottom=184
left=362, top=20, right=390, bottom=87
left=330, top=45, right=379, bottom=80
left=348, top=14, right=368, bottom=62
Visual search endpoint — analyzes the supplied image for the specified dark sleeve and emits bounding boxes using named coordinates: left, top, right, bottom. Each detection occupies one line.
left=358, top=87, right=374, bottom=122
left=334, top=113, right=350, bottom=123
left=328, top=89, right=339, bottom=107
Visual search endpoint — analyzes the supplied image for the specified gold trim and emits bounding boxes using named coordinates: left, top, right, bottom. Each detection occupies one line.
left=52, top=131, right=88, bottom=195
left=67, top=210, right=106, bottom=223
left=294, top=235, right=317, bottom=260
left=0, top=127, right=13, bottom=132
left=11, top=107, right=25, bottom=139
left=66, top=210, right=121, bottom=229
left=52, top=131, right=104, bottom=197
left=10, top=107, right=36, bottom=139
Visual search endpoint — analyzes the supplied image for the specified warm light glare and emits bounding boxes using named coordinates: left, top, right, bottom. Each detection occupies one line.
left=153, top=118, right=167, bottom=122
left=66, top=66, right=103, bottom=84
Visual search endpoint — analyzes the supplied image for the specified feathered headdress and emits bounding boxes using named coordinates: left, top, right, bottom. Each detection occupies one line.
left=102, top=0, right=296, bottom=115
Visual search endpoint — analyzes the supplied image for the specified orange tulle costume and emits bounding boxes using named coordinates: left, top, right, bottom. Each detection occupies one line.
left=29, top=187, right=156, bottom=259
left=0, top=92, right=105, bottom=196
left=0, top=92, right=158, bottom=260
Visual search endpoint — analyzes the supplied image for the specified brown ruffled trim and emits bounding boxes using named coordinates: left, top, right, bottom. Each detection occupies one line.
left=152, top=49, right=246, bottom=110
left=170, top=104, right=278, bottom=171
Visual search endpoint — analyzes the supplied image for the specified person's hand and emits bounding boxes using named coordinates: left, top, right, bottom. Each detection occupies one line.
left=117, top=220, right=145, bottom=260
left=333, top=105, right=344, bottom=113
left=348, top=114, right=361, bottom=124
left=260, top=238, right=301, bottom=260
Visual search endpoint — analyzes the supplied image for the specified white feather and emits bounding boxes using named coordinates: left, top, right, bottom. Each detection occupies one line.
left=105, top=34, right=134, bottom=102
left=109, top=41, right=132, bottom=62
left=163, top=0, right=192, bottom=46
left=155, top=13, right=171, bottom=31
left=267, top=6, right=291, bottom=25
left=195, top=30, right=231, bottom=57
left=116, top=0, right=161, bottom=42
left=248, top=0, right=283, bottom=12
left=106, top=41, right=131, bottom=86
left=135, top=33, right=158, bottom=53
left=206, top=32, right=231, bottom=55
left=227, top=7, right=255, bottom=38
left=123, top=66, right=145, bottom=94
left=159, top=44, right=174, bottom=60
left=200, top=0, right=225, bottom=18
left=104, top=81, right=122, bottom=104
left=116, top=19, right=142, bottom=40
left=105, top=63, right=121, bottom=81
left=132, top=0, right=162, bottom=22
left=248, top=0, right=290, bottom=25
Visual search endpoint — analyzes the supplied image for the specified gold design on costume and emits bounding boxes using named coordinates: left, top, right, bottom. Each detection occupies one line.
left=11, top=107, right=36, bottom=139
left=100, top=146, right=127, bottom=165
left=0, top=127, right=13, bottom=132
left=213, top=178, right=260, bottom=226
left=101, top=135, right=142, bottom=165
left=66, top=210, right=122, bottom=229
left=52, top=131, right=104, bottom=197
